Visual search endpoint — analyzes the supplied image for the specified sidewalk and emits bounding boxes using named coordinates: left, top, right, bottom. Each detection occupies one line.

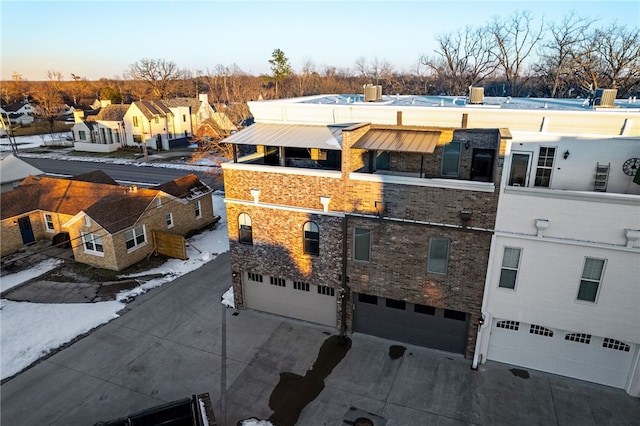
left=2, top=252, right=639, bottom=425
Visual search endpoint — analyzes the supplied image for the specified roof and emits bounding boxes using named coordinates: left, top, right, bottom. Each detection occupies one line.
left=153, top=174, right=211, bottom=199
left=135, top=101, right=172, bottom=119
left=352, top=128, right=442, bottom=154
left=95, top=105, right=129, bottom=122
left=163, top=97, right=201, bottom=110
left=1, top=173, right=211, bottom=233
left=221, top=123, right=344, bottom=150
left=0, top=154, right=44, bottom=184
left=71, top=170, right=119, bottom=185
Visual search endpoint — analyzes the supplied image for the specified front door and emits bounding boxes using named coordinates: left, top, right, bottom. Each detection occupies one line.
left=18, top=216, right=35, bottom=245
left=470, top=149, right=495, bottom=182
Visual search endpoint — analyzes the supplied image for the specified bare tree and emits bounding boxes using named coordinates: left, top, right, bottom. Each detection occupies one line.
left=127, top=58, right=181, bottom=99
left=69, top=73, right=92, bottom=105
left=490, top=10, right=545, bottom=96
left=354, top=57, right=394, bottom=85
left=594, top=24, right=640, bottom=95
left=419, top=26, right=498, bottom=95
left=31, top=70, right=66, bottom=135
left=535, top=11, right=596, bottom=97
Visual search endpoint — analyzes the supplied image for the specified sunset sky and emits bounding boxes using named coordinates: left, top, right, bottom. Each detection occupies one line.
left=1, top=0, right=638, bottom=81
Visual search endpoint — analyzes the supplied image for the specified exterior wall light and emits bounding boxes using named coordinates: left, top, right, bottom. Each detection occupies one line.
left=563, top=150, right=570, bottom=160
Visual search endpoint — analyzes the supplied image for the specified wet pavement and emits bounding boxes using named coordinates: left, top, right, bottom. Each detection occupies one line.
left=2, top=251, right=640, bottom=425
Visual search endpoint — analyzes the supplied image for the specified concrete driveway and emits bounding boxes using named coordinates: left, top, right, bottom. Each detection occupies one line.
left=2, top=251, right=639, bottom=425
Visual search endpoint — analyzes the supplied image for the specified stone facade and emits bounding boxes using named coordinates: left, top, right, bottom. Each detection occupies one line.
left=223, top=124, right=503, bottom=359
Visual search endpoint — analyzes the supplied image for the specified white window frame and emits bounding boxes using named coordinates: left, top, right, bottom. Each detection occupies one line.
left=498, top=247, right=521, bottom=289
left=427, top=237, right=450, bottom=275
left=534, top=146, right=556, bottom=188
left=576, top=257, right=606, bottom=303
left=84, top=215, right=91, bottom=227
left=194, top=200, right=202, bottom=219
left=303, top=221, right=320, bottom=256
left=166, top=212, right=174, bottom=228
left=353, top=227, right=371, bottom=262
left=124, top=225, right=147, bottom=252
left=508, top=151, right=533, bottom=187
left=82, top=232, right=104, bottom=256
left=239, top=213, right=253, bottom=245
left=43, top=213, right=55, bottom=233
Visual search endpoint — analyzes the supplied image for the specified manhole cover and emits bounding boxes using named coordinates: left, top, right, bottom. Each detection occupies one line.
left=354, top=417, right=374, bottom=426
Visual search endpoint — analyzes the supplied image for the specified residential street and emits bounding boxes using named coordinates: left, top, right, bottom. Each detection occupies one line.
left=2, top=252, right=639, bottom=425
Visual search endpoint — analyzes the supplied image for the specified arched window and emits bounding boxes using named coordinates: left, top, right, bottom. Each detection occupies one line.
left=303, top=222, right=319, bottom=255
left=238, top=213, right=252, bottom=245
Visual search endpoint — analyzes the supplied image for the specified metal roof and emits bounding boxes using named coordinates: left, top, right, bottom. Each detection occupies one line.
left=221, top=123, right=344, bottom=150
left=352, top=129, right=440, bottom=153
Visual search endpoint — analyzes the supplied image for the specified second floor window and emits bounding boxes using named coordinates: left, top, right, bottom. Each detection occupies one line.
left=498, top=247, right=521, bottom=289
left=239, top=213, right=253, bottom=245
left=535, top=147, right=555, bottom=187
left=353, top=227, right=371, bottom=262
left=441, top=141, right=461, bottom=176
left=427, top=237, right=450, bottom=275
left=577, top=258, right=605, bottom=302
left=133, top=116, right=139, bottom=127
left=303, top=222, right=319, bottom=255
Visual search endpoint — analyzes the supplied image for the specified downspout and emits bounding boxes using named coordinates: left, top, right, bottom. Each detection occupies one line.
left=340, top=215, right=349, bottom=340
left=471, top=232, right=497, bottom=370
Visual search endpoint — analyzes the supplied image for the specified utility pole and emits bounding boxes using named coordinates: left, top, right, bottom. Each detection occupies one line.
left=0, top=113, right=19, bottom=155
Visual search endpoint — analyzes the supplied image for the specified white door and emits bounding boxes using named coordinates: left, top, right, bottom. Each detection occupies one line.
left=487, top=319, right=635, bottom=388
left=243, top=273, right=337, bottom=327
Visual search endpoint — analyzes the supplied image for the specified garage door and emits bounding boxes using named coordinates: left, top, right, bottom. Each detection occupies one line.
left=354, top=293, right=469, bottom=354
left=242, top=272, right=337, bottom=327
left=487, top=319, right=636, bottom=388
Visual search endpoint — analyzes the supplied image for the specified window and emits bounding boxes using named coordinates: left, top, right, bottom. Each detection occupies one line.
left=78, top=130, right=86, bottom=140
left=534, top=147, right=555, bottom=187
left=498, top=247, right=521, bottom=289
left=133, top=135, right=142, bottom=143
left=238, top=213, right=252, bottom=245
left=427, top=238, right=449, bottom=274
left=530, top=324, right=553, bottom=337
left=565, top=333, right=591, bottom=344
left=124, top=225, right=146, bottom=251
left=247, top=272, right=263, bottom=283
left=44, top=213, right=55, bottom=232
left=496, top=320, right=520, bottom=330
left=603, top=338, right=630, bottom=352
left=82, top=232, right=104, bottom=255
left=441, top=141, right=461, bottom=176
left=182, top=114, right=187, bottom=122
left=317, top=285, right=335, bottom=296
left=353, top=227, right=371, bottom=261
left=577, top=258, right=605, bottom=302
left=444, top=309, right=466, bottom=321
left=293, top=281, right=309, bottom=291
left=154, top=116, right=159, bottom=124
left=414, top=304, right=435, bottom=315
left=194, top=201, right=202, bottom=218
left=270, top=277, right=286, bottom=287
left=508, top=152, right=532, bottom=186
left=133, top=116, right=139, bottom=127
left=84, top=216, right=91, bottom=227
left=358, top=294, right=378, bottom=305
left=385, top=299, right=406, bottom=310
left=166, top=213, right=174, bottom=228
left=156, top=197, right=162, bottom=208
left=303, top=222, right=319, bottom=255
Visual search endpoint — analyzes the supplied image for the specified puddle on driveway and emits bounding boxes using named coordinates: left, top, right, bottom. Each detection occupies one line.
left=388, top=345, right=406, bottom=360
left=509, top=368, right=530, bottom=379
left=268, top=335, right=352, bottom=426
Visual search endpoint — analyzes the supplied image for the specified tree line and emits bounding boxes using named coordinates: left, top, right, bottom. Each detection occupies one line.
left=2, top=10, right=638, bottom=122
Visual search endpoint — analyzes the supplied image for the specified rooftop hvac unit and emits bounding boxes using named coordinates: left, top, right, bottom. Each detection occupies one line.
left=364, top=84, right=378, bottom=102
left=469, top=87, right=484, bottom=104
left=591, top=88, right=618, bottom=107
left=375, top=85, right=382, bottom=101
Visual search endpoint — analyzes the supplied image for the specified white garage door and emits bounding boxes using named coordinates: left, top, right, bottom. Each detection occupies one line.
left=242, top=272, right=337, bottom=327
left=487, top=319, right=636, bottom=388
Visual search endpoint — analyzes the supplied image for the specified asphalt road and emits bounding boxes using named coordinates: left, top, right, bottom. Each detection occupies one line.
left=19, top=156, right=221, bottom=189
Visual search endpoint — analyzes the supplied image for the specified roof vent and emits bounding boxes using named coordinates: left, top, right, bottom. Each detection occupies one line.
left=469, top=87, right=484, bottom=104
left=591, top=88, right=617, bottom=107
left=363, top=84, right=382, bottom=102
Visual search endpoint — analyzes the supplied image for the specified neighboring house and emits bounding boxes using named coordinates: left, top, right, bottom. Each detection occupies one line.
left=122, top=95, right=225, bottom=151
left=219, top=91, right=640, bottom=396
left=0, top=154, right=44, bottom=192
left=72, top=105, right=128, bottom=153
left=1, top=99, right=35, bottom=125
left=476, top=135, right=640, bottom=397
left=0, top=171, right=216, bottom=271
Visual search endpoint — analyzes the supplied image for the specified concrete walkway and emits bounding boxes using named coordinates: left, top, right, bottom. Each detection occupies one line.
left=2, top=252, right=639, bottom=425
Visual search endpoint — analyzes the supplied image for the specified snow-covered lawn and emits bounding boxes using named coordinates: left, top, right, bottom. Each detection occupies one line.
left=1, top=144, right=231, bottom=379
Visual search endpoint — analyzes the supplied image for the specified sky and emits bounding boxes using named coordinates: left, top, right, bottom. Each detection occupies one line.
left=0, top=146, right=232, bottom=381
left=1, top=0, right=638, bottom=81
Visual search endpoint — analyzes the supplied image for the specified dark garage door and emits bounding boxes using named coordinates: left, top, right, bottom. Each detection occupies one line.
left=354, top=293, right=469, bottom=354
